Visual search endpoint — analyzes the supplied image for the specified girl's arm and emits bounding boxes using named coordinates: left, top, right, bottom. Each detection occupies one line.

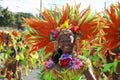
left=84, top=68, right=96, bottom=80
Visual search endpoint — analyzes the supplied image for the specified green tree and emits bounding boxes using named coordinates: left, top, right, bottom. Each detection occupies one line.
left=0, top=7, right=15, bottom=27
left=0, top=6, right=4, bottom=26
left=15, top=12, right=33, bottom=30
left=0, top=6, right=34, bottom=29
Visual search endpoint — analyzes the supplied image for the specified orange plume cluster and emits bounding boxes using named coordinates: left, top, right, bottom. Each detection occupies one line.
left=23, top=3, right=100, bottom=54
left=103, top=2, right=120, bottom=49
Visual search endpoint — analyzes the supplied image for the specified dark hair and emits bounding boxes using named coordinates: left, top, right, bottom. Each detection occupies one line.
left=106, top=50, right=115, bottom=63
left=111, top=45, right=120, bottom=55
left=52, top=48, right=63, bottom=64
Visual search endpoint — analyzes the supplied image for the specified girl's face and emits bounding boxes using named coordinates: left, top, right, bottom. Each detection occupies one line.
left=58, top=34, right=75, bottom=54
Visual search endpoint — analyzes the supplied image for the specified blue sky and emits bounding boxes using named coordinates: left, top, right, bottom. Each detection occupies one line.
left=0, top=0, right=119, bottom=15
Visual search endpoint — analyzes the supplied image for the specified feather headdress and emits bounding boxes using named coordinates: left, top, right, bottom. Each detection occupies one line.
left=23, top=3, right=99, bottom=54
left=0, top=31, right=12, bottom=45
left=103, top=2, right=120, bottom=49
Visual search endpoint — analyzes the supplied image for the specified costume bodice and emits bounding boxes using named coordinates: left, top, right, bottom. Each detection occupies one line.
left=43, top=54, right=91, bottom=80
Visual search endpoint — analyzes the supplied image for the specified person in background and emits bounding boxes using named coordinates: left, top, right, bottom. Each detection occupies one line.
left=106, top=45, right=120, bottom=80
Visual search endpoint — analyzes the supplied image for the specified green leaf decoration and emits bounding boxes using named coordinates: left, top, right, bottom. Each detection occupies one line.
left=44, top=69, right=56, bottom=80
left=82, top=48, right=90, bottom=56
left=21, top=59, right=28, bottom=66
left=86, top=10, right=96, bottom=22
left=0, top=74, right=6, bottom=78
left=112, top=59, right=119, bottom=72
left=103, top=60, right=119, bottom=74
left=56, top=7, right=61, bottom=22
left=4, top=47, right=13, bottom=59
left=38, top=48, right=45, bottom=56
left=43, top=52, right=52, bottom=61
left=78, top=55, right=87, bottom=61
left=97, top=52, right=106, bottom=63
left=27, top=26, right=34, bottom=32
left=49, top=10, right=54, bottom=18
left=103, top=63, right=111, bottom=72
left=36, top=65, right=44, bottom=80
left=69, top=7, right=74, bottom=19
left=50, top=34, right=56, bottom=41
left=90, top=55, right=99, bottom=61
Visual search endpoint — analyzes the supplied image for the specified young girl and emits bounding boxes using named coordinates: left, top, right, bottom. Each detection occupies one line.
left=44, top=29, right=96, bottom=80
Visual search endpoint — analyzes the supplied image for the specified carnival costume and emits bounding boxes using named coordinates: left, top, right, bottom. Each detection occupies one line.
left=103, top=2, right=120, bottom=80
left=0, top=30, right=25, bottom=80
left=23, top=3, right=101, bottom=80
left=23, top=3, right=120, bottom=80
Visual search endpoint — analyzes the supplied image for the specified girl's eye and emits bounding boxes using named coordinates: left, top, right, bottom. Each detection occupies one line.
left=60, top=40, right=72, bottom=43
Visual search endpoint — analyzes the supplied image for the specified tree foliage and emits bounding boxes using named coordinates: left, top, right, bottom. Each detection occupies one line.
left=0, top=7, right=15, bottom=27
left=0, top=6, right=34, bottom=30
left=15, top=12, right=33, bottom=30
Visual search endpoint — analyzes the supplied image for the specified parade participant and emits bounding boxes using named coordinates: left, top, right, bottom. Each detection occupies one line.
left=0, top=30, right=22, bottom=80
left=111, top=45, right=120, bottom=80
left=43, top=29, right=96, bottom=80
left=103, top=2, right=120, bottom=80
left=105, top=45, right=120, bottom=80
left=23, top=3, right=99, bottom=80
